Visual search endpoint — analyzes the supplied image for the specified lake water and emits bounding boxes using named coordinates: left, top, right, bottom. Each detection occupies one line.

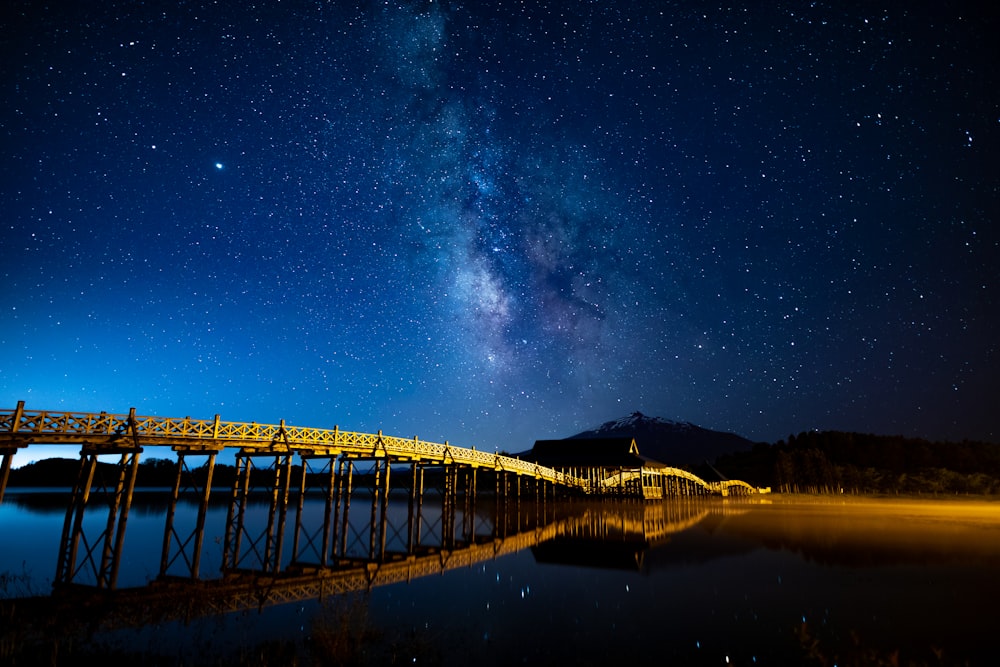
left=1, top=489, right=998, bottom=666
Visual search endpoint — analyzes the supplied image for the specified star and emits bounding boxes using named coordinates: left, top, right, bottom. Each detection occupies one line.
left=1, top=0, right=996, bottom=452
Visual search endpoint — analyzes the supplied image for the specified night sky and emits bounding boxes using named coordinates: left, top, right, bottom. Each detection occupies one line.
left=3, top=1, right=998, bottom=463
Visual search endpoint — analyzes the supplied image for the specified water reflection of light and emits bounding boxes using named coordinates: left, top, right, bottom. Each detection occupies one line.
left=2, top=495, right=999, bottom=665
left=719, top=496, right=1000, bottom=567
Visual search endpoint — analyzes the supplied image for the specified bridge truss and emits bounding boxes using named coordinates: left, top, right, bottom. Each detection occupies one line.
left=0, top=402, right=765, bottom=504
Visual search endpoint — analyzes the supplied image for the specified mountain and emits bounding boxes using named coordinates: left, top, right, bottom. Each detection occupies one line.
left=567, top=412, right=756, bottom=466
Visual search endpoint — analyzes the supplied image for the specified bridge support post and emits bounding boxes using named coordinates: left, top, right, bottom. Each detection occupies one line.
left=189, top=454, right=216, bottom=578
left=364, top=459, right=389, bottom=560
left=538, top=479, right=550, bottom=522
left=160, top=451, right=216, bottom=579
left=222, top=454, right=251, bottom=571
left=56, top=453, right=98, bottom=586
left=291, top=456, right=308, bottom=564
left=319, top=456, right=338, bottom=565
left=263, top=454, right=293, bottom=572
left=377, top=458, right=391, bottom=561
left=367, top=461, right=379, bottom=559
left=222, top=453, right=292, bottom=573
left=408, top=463, right=425, bottom=551
left=328, top=457, right=346, bottom=562
left=406, top=462, right=417, bottom=551
left=105, top=450, right=141, bottom=587
left=0, top=449, right=13, bottom=505
left=493, top=472, right=515, bottom=538
left=438, top=465, right=452, bottom=549
left=513, top=474, right=523, bottom=532
left=289, top=455, right=348, bottom=567
left=0, top=401, right=25, bottom=505
left=461, top=467, right=477, bottom=543
left=160, top=456, right=183, bottom=577
left=337, top=460, right=354, bottom=558
left=56, top=447, right=141, bottom=589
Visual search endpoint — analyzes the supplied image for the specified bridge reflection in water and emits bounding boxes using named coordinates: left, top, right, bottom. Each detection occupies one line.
left=2, top=478, right=728, bottom=658
left=0, top=401, right=765, bottom=661
left=0, top=401, right=765, bottom=588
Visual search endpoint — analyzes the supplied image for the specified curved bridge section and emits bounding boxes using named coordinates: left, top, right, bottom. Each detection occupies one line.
left=710, top=479, right=762, bottom=496
left=600, top=468, right=767, bottom=498
left=0, top=402, right=766, bottom=500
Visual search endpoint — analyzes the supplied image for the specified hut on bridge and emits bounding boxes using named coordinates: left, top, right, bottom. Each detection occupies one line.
left=523, top=437, right=668, bottom=498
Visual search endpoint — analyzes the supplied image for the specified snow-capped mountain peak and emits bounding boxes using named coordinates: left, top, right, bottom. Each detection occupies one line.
left=568, top=411, right=754, bottom=465
left=590, top=411, right=694, bottom=433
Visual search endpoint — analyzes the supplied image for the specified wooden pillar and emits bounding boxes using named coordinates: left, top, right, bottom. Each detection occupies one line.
left=106, top=450, right=141, bottom=588
left=0, top=402, right=25, bottom=505
left=261, top=454, right=292, bottom=573
left=160, top=453, right=186, bottom=576
left=514, top=479, right=523, bottom=531
left=159, top=452, right=216, bottom=579
left=222, top=454, right=252, bottom=570
left=191, top=453, right=216, bottom=577
left=407, top=461, right=418, bottom=552
left=291, top=455, right=310, bottom=564
left=337, top=459, right=354, bottom=558
left=319, top=457, right=337, bottom=566
left=331, top=457, right=346, bottom=562
left=378, top=459, right=391, bottom=561
left=0, top=450, right=13, bottom=506
left=414, top=464, right=425, bottom=548
left=368, top=460, right=381, bottom=559
left=56, top=453, right=97, bottom=585
left=56, top=447, right=140, bottom=588
left=462, top=468, right=477, bottom=543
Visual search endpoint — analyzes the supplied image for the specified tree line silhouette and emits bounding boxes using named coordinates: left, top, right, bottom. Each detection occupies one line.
left=714, top=431, right=1000, bottom=495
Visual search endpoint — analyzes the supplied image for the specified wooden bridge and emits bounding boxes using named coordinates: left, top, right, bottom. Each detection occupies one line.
left=0, top=401, right=766, bottom=608
left=0, top=401, right=765, bottom=503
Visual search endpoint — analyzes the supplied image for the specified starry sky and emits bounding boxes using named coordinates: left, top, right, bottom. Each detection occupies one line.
left=3, top=1, right=998, bottom=463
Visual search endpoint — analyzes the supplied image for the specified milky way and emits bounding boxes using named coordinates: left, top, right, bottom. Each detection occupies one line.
left=2, top=2, right=998, bottom=459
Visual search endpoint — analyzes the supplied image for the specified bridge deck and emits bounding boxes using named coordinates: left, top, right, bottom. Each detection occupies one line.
left=0, top=403, right=765, bottom=496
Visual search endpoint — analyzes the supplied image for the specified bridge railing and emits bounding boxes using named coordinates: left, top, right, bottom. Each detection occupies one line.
left=600, top=466, right=713, bottom=489
left=0, top=404, right=589, bottom=489
left=3, top=409, right=126, bottom=437
left=1, top=404, right=764, bottom=494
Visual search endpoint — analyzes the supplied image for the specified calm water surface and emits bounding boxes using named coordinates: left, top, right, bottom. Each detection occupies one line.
left=1, top=491, right=998, bottom=666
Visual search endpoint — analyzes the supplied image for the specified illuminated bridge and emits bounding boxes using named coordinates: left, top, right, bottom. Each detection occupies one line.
left=0, top=401, right=765, bottom=595
left=0, top=401, right=587, bottom=491
left=0, top=401, right=764, bottom=504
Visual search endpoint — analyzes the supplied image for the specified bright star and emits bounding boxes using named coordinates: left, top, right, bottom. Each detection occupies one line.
left=215, top=162, right=224, bottom=170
